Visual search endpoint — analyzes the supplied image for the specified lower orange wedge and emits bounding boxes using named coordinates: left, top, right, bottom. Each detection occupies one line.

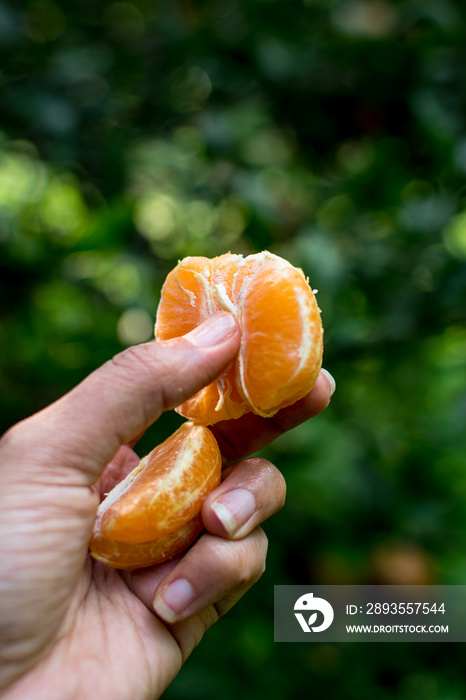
left=90, top=515, right=203, bottom=570
left=90, top=422, right=221, bottom=569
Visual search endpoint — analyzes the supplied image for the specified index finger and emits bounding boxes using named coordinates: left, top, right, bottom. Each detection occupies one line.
left=211, top=369, right=335, bottom=466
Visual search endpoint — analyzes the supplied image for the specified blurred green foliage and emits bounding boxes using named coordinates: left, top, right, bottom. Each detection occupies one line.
left=1, top=0, right=466, bottom=697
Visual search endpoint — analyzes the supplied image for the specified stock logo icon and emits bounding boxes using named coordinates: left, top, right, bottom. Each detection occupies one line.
left=294, top=592, right=334, bottom=633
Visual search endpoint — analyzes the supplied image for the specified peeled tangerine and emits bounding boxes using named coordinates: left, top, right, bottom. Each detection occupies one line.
left=90, top=422, right=221, bottom=569
left=155, top=251, right=323, bottom=425
left=90, top=251, right=323, bottom=569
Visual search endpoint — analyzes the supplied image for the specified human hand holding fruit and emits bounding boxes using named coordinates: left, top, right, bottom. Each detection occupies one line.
left=0, top=253, right=334, bottom=700
left=91, top=251, right=325, bottom=570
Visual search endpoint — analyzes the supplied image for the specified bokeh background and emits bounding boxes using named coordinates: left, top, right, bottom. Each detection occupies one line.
left=1, top=0, right=466, bottom=697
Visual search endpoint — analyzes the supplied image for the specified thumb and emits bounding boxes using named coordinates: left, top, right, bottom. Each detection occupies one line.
left=4, top=312, right=239, bottom=486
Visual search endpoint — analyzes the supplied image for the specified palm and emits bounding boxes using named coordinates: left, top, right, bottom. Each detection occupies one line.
left=64, top=561, right=182, bottom=700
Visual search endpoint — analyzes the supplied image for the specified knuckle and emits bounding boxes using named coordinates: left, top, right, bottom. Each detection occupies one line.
left=0, top=417, right=36, bottom=457
left=110, top=341, right=198, bottom=414
left=203, top=534, right=266, bottom=588
left=255, top=527, right=269, bottom=571
left=246, top=458, right=287, bottom=512
left=186, top=605, right=220, bottom=651
left=260, top=460, right=286, bottom=502
left=110, top=342, right=156, bottom=376
left=0, top=423, right=22, bottom=456
left=198, top=604, right=220, bottom=634
left=236, top=528, right=269, bottom=585
left=109, top=342, right=175, bottom=417
left=272, top=468, right=287, bottom=510
left=211, top=539, right=243, bottom=582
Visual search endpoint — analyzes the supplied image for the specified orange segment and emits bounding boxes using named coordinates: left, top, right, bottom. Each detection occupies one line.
left=156, top=253, right=249, bottom=424
left=237, top=256, right=323, bottom=415
left=178, top=370, right=248, bottom=425
left=230, top=252, right=268, bottom=301
left=96, top=422, right=221, bottom=544
left=210, top=253, right=242, bottom=314
left=155, top=250, right=323, bottom=425
left=90, top=515, right=203, bottom=570
left=155, top=257, right=213, bottom=339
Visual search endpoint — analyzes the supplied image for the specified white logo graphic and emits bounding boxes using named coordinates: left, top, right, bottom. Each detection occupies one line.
left=294, top=592, right=334, bottom=633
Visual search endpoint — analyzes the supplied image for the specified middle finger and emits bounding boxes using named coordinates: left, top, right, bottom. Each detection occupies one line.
left=202, top=457, right=286, bottom=539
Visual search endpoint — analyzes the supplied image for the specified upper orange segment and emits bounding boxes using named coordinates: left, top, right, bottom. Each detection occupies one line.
left=99, top=422, right=221, bottom=544
left=237, top=258, right=323, bottom=414
left=155, top=251, right=323, bottom=425
left=155, top=257, right=213, bottom=339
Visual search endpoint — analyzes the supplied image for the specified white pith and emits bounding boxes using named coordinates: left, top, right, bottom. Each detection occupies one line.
left=174, top=268, right=211, bottom=315
left=97, top=454, right=149, bottom=516
left=214, top=283, right=237, bottom=314
left=216, top=370, right=233, bottom=411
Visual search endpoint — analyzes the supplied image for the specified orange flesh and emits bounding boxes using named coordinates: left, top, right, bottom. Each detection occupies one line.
left=89, top=422, right=221, bottom=567
left=99, top=422, right=220, bottom=544
left=90, top=515, right=203, bottom=570
left=155, top=251, right=323, bottom=424
left=238, top=261, right=323, bottom=413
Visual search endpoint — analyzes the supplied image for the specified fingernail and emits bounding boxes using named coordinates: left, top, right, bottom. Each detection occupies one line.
left=153, top=578, right=195, bottom=623
left=321, top=368, right=336, bottom=396
left=210, top=488, right=256, bottom=537
left=186, top=313, right=237, bottom=348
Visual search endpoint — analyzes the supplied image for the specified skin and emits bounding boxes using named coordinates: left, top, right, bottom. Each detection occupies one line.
left=0, top=312, right=333, bottom=700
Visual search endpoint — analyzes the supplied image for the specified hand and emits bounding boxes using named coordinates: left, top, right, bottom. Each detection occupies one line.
left=0, top=312, right=333, bottom=700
